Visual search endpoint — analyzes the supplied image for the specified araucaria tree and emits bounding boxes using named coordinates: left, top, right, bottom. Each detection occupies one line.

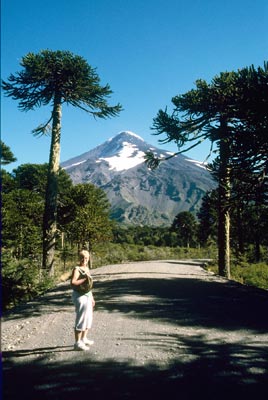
left=2, top=50, right=122, bottom=274
left=146, top=63, right=268, bottom=278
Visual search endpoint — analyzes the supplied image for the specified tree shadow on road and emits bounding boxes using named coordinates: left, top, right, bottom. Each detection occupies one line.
left=3, top=268, right=268, bottom=399
left=3, top=338, right=268, bottom=400
left=94, top=275, right=268, bottom=333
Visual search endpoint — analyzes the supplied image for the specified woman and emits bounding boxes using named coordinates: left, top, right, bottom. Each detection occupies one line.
left=71, top=250, right=95, bottom=351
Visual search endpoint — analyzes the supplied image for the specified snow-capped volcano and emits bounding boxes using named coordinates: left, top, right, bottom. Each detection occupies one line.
left=61, top=131, right=215, bottom=226
left=98, top=131, right=146, bottom=171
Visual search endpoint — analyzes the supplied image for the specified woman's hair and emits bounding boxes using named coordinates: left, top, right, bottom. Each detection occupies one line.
left=79, top=250, right=90, bottom=260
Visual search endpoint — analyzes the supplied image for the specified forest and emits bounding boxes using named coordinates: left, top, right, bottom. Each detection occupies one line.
left=1, top=51, right=268, bottom=310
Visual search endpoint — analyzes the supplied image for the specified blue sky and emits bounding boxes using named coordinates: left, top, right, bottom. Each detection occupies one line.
left=1, top=0, right=267, bottom=171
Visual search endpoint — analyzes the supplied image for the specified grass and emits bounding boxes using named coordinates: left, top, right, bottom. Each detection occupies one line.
left=205, top=260, right=268, bottom=291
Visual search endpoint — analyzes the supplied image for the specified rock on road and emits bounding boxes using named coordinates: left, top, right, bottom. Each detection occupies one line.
left=2, top=260, right=268, bottom=400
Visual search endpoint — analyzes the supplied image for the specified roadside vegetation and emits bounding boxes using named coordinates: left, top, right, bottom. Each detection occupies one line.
left=2, top=213, right=267, bottom=310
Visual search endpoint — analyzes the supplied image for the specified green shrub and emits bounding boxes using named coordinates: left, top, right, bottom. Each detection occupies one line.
left=231, top=262, right=268, bottom=290
left=2, top=251, right=55, bottom=310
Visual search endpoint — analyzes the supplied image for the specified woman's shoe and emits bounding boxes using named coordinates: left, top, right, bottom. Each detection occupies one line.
left=74, top=341, right=89, bottom=351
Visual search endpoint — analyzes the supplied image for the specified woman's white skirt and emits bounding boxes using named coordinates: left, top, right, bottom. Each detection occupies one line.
left=72, top=290, right=94, bottom=331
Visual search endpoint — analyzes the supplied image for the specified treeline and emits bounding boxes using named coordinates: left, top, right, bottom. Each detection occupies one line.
left=5, top=161, right=266, bottom=256
left=2, top=159, right=267, bottom=261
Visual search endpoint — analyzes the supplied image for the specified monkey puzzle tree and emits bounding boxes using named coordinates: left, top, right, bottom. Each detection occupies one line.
left=146, top=72, right=238, bottom=278
left=146, top=64, right=268, bottom=278
left=2, top=50, right=122, bottom=274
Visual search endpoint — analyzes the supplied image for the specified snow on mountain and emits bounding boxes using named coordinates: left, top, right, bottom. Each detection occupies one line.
left=186, top=159, right=208, bottom=170
left=65, top=159, right=87, bottom=168
left=98, top=144, right=145, bottom=171
left=96, top=131, right=146, bottom=171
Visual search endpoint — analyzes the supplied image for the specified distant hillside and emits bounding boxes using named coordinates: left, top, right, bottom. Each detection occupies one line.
left=62, top=131, right=216, bottom=226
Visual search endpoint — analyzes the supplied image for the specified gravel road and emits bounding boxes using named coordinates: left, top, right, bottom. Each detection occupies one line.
left=2, top=260, right=268, bottom=400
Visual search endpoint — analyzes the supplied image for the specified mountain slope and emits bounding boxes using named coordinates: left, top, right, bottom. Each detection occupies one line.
left=61, top=131, right=216, bottom=226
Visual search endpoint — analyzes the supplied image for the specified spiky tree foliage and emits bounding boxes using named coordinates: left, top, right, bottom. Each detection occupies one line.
left=0, top=141, right=17, bottom=165
left=2, top=50, right=122, bottom=274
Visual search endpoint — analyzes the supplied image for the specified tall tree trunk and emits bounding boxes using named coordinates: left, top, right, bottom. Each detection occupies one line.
left=218, top=120, right=231, bottom=279
left=43, top=97, right=62, bottom=274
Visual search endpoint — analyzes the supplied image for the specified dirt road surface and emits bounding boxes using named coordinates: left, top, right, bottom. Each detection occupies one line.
left=2, top=260, right=268, bottom=399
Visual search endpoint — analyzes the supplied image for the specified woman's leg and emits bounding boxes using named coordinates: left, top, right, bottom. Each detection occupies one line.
left=75, top=329, right=83, bottom=342
left=81, top=329, right=88, bottom=341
